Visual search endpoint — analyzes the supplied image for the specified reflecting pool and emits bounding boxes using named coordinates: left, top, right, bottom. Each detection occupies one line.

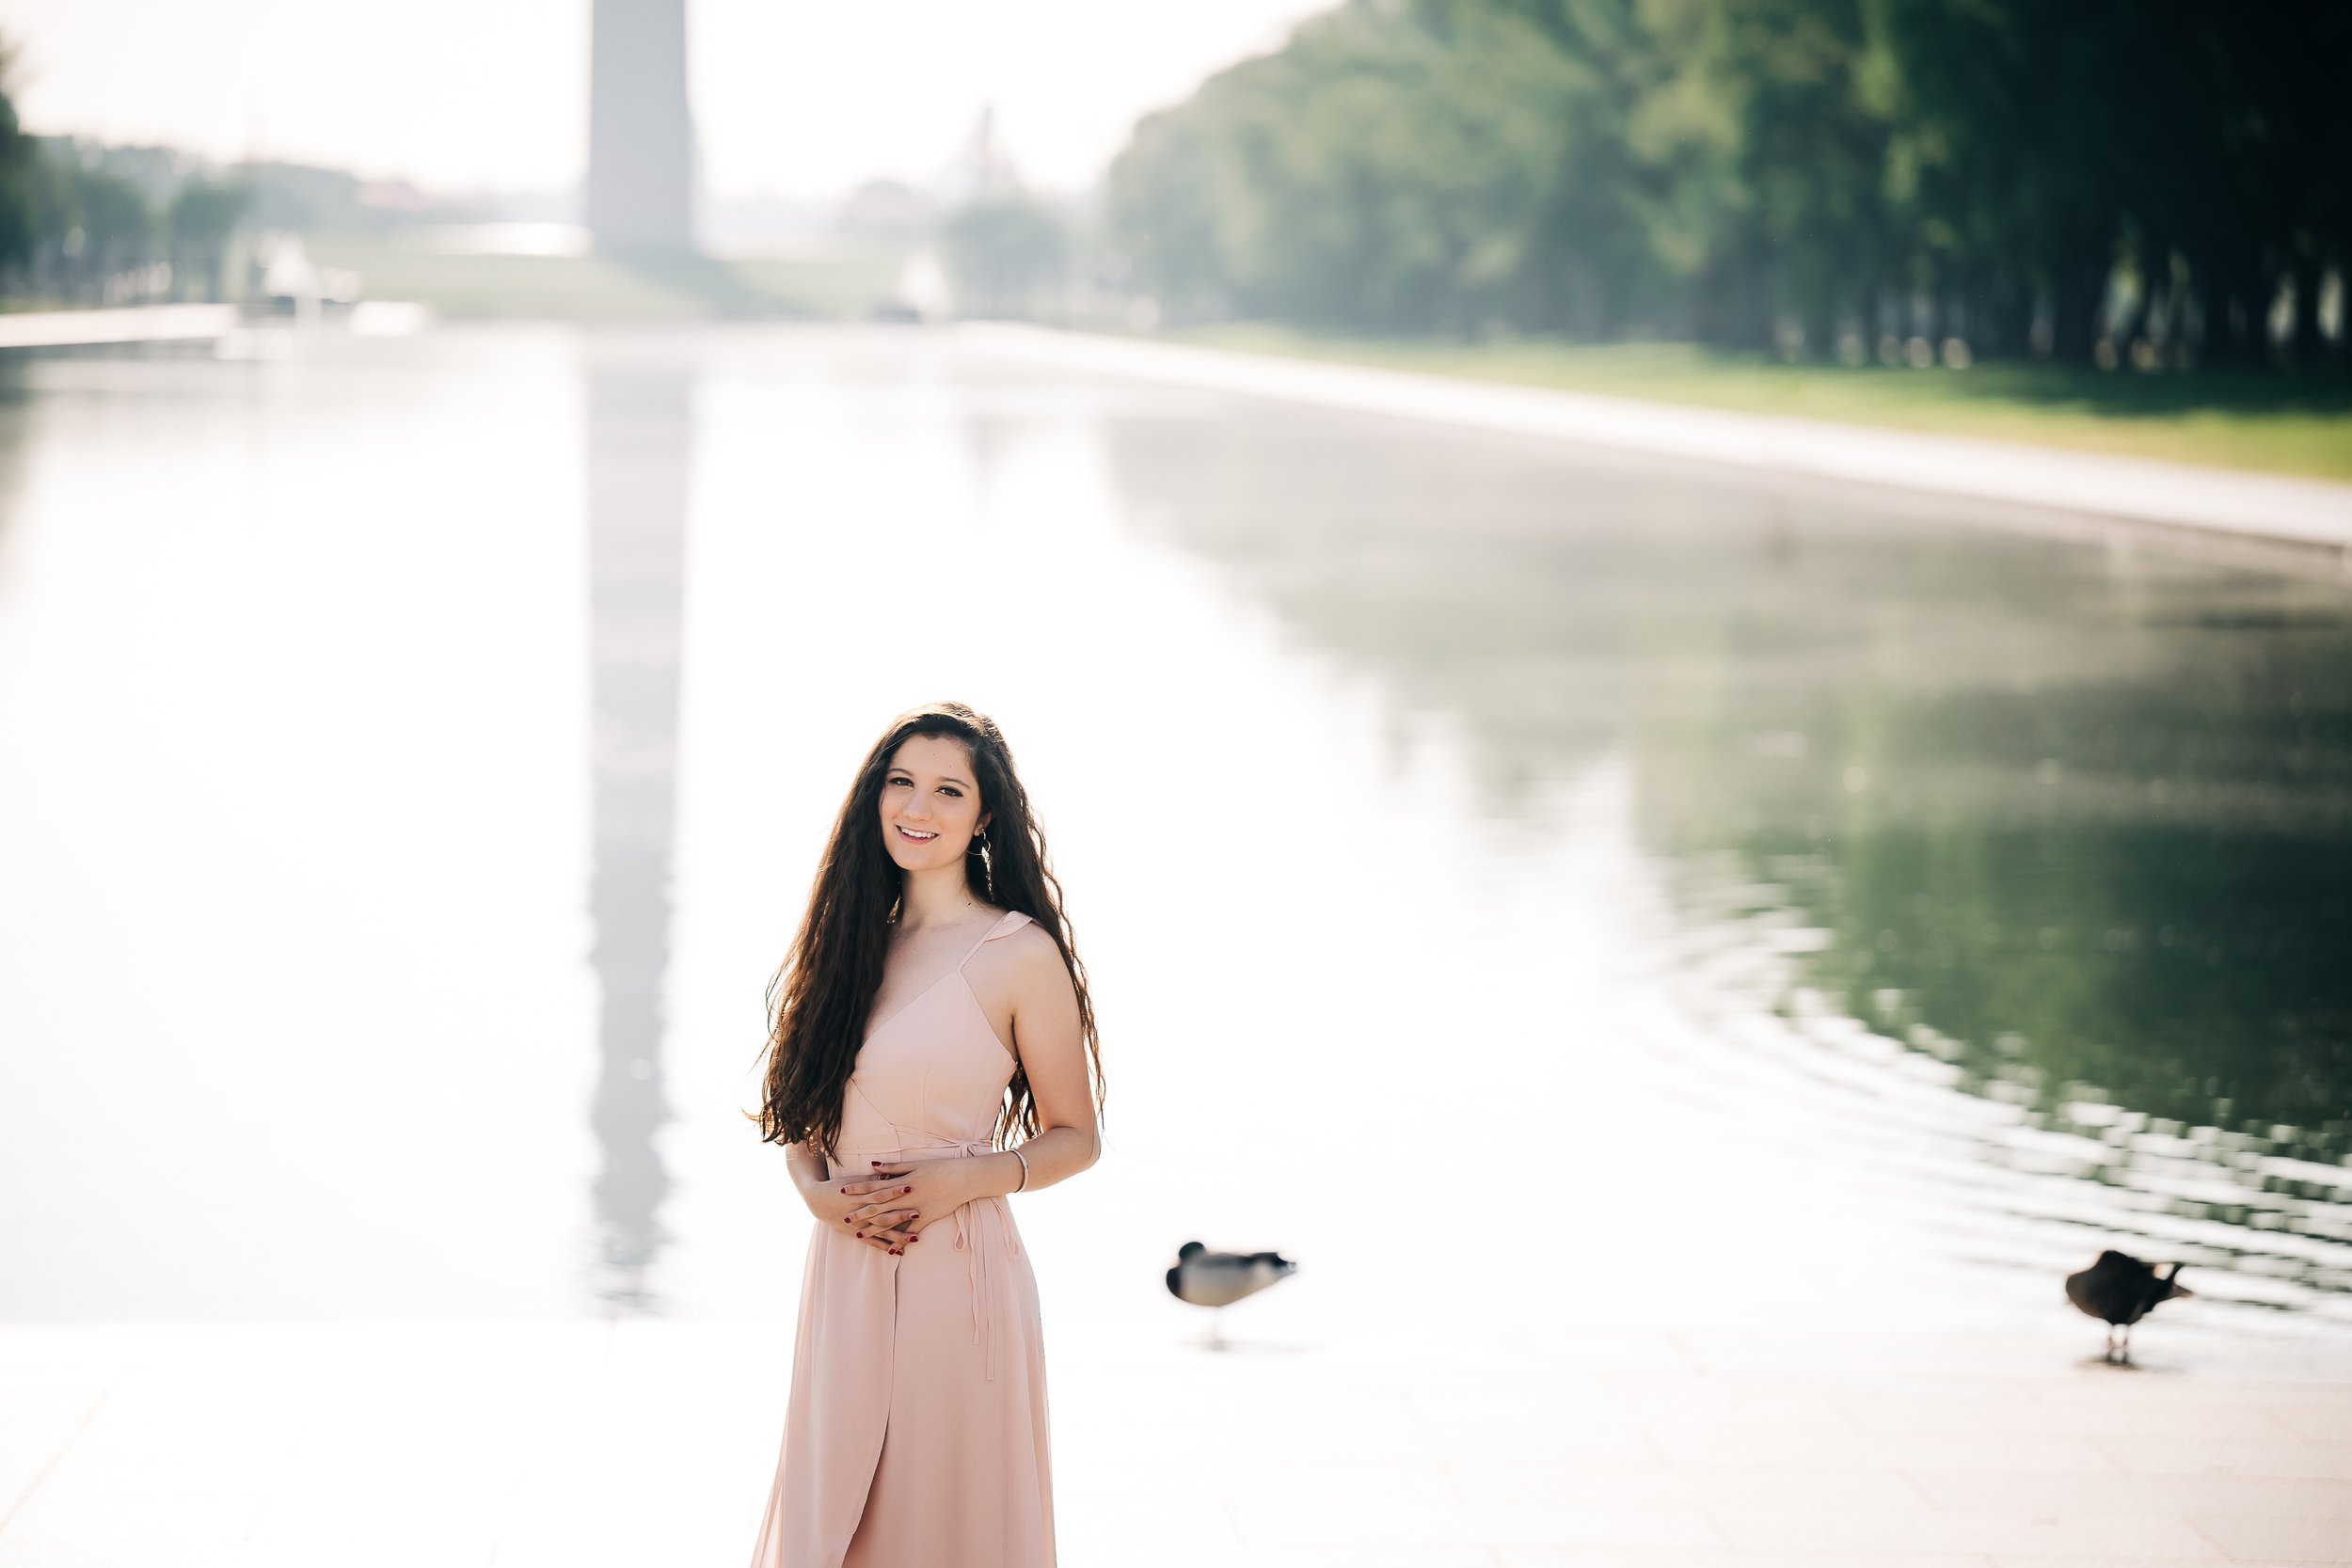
left=0, top=323, right=2344, bottom=1352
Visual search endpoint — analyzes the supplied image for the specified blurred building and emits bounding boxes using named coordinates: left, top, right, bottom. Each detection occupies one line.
left=934, top=104, right=1023, bottom=208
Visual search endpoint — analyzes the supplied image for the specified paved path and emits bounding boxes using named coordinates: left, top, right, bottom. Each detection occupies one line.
left=4, top=1316, right=2348, bottom=1566
left=957, top=325, right=2352, bottom=555
left=0, top=305, right=240, bottom=350
left=0, top=302, right=431, bottom=351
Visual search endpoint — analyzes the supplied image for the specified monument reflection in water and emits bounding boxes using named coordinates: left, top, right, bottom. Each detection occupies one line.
left=584, top=358, right=691, bottom=1313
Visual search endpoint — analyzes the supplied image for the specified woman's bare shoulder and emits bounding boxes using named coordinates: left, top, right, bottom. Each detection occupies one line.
left=999, top=913, right=1060, bottom=957
left=993, top=917, right=1068, bottom=977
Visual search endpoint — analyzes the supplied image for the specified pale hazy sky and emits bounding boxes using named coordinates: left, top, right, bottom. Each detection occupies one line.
left=0, top=0, right=1333, bottom=198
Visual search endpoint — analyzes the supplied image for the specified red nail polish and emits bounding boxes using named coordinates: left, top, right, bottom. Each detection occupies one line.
left=901, top=1185, right=912, bottom=1193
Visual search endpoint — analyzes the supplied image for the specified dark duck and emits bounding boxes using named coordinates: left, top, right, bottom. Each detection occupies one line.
left=1166, top=1241, right=1297, bottom=1348
left=2066, top=1249, right=2194, bottom=1364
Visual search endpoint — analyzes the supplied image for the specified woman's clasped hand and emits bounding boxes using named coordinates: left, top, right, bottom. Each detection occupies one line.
left=818, top=1157, right=969, bottom=1255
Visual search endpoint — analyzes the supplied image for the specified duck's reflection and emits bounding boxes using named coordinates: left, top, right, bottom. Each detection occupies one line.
left=585, top=358, right=691, bottom=1313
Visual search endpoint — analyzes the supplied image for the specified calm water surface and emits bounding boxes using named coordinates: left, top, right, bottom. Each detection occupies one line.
left=0, top=323, right=2344, bottom=1354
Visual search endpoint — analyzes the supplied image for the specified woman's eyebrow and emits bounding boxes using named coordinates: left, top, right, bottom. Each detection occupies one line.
left=888, top=768, right=973, bottom=787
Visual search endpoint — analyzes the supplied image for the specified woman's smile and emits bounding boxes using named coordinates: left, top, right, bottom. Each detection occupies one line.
left=896, top=825, right=940, bottom=844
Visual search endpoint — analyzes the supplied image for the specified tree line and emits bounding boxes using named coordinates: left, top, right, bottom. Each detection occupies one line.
left=0, top=57, right=249, bottom=306
left=1106, top=0, right=2351, bottom=369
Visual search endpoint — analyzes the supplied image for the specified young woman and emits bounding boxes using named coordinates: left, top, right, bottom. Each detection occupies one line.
left=746, top=701, right=1104, bottom=1568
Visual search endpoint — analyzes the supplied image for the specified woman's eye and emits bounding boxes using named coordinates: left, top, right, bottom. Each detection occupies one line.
left=941, top=787, right=961, bottom=798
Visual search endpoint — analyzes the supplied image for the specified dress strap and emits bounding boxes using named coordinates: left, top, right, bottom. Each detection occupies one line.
left=954, top=908, right=1028, bottom=970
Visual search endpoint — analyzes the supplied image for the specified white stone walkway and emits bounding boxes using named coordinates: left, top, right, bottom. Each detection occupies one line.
left=0, top=302, right=430, bottom=351
left=4, top=1314, right=2350, bottom=1567
left=955, top=324, right=2352, bottom=554
left=0, top=305, right=240, bottom=350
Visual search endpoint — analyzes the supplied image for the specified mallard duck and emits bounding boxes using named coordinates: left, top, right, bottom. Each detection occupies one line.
left=2065, top=1249, right=2194, bottom=1364
left=1166, top=1241, right=1297, bottom=1347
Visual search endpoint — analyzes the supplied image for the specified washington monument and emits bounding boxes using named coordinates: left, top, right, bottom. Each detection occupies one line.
left=586, top=0, right=697, bottom=253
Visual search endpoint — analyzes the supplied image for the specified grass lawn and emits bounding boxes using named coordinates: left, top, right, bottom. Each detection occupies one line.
left=1163, top=324, right=2352, bottom=484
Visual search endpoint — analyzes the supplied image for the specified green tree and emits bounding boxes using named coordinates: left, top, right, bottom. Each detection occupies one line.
left=66, top=163, right=156, bottom=299
left=0, top=33, right=35, bottom=282
left=167, top=177, right=248, bottom=301
left=1106, top=0, right=2349, bottom=369
left=939, top=197, right=1068, bottom=319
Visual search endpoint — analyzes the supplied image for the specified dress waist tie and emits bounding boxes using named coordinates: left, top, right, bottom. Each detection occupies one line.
left=909, top=1133, right=1024, bottom=1383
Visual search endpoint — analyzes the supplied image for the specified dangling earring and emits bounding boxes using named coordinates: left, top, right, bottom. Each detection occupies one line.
left=971, top=827, right=994, bottom=898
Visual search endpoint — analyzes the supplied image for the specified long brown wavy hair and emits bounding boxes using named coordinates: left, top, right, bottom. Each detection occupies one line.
left=755, top=701, right=1104, bottom=1164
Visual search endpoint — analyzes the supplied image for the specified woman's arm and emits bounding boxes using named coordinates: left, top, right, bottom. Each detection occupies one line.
left=962, top=925, right=1098, bottom=1199
left=785, top=1135, right=833, bottom=1211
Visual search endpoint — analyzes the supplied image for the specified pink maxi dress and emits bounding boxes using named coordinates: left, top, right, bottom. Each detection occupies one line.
left=749, top=908, right=1057, bottom=1568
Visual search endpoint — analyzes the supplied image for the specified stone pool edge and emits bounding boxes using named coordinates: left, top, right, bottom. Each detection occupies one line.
left=955, top=322, right=2352, bottom=558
